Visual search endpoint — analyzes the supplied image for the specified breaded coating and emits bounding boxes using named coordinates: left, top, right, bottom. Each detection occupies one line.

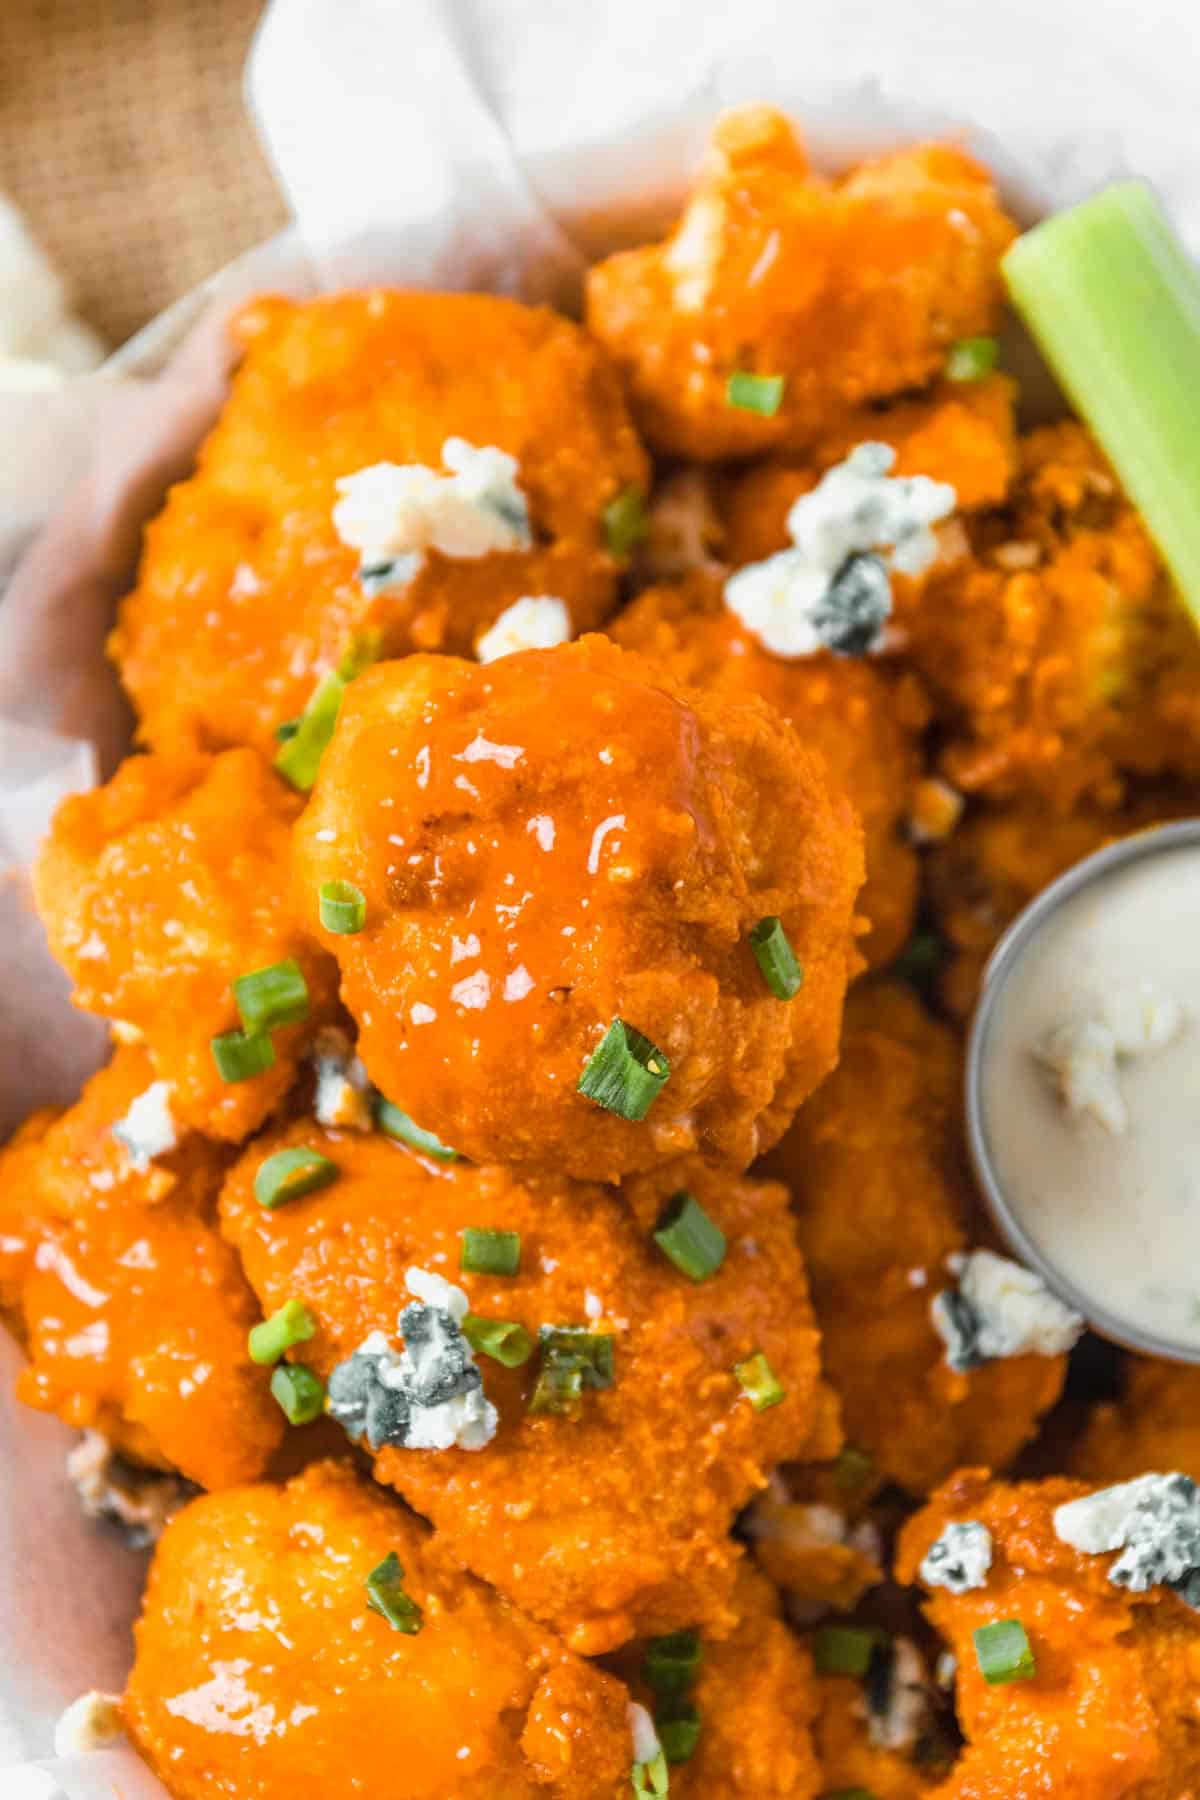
left=762, top=983, right=1067, bottom=1495
left=585, top=106, right=1016, bottom=461
left=722, top=375, right=1018, bottom=567
left=927, top=789, right=1193, bottom=1016
left=813, top=1672, right=938, bottom=1798
left=219, top=1122, right=823, bottom=1652
left=899, top=1470, right=1200, bottom=1797
left=612, top=1566, right=822, bottom=1797
left=611, top=571, right=927, bottom=969
left=110, top=290, right=649, bottom=759
left=34, top=749, right=338, bottom=1141
left=124, top=1460, right=632, bottom=1799
left=294, top=637, right=863, bottom=1179
left=904, top=424, right=1200, bottom=808
left=0, top=1048, right=280, bottom=1489
left=742, top=1469, right=883, bottom=1614
left=1070, top=1359, right=1200, bottom=1487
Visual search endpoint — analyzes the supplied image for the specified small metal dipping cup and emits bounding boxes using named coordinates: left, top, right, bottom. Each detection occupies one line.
left=965, top=817, right=1200, bottom=1364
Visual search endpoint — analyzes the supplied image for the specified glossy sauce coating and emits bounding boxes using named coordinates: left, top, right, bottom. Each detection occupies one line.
left=124, top=1460, right=631, bottom=1799
left=219, top=1122, right=823, bottom=1652
left=612, top=570, right=927, bottom=970
left=585, top=106, right=1016, bottom=461
left=294, top=636, right=863, bottom=1178
left=110, top=290, right=649, bottom=759
left=762, top=982, right=1067, bottom=1496
left=898, top=1471, right=1200, bottom=1798
left=0, top=1048, right=280, bottom=1487
left=34, top=749, right=339, bottom=1141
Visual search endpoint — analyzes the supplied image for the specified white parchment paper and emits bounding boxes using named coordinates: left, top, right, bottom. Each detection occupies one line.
left=2, top=0, right=1199, bottom=1787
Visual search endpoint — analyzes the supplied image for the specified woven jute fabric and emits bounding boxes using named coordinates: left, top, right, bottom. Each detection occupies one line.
left=0, top=0, right=288, bottom=349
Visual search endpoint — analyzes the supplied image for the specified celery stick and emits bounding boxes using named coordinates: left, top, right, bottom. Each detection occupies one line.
left=1002, top=182, right=1200, bottom=622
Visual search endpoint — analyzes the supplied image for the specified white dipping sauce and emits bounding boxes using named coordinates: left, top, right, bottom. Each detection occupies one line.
left=980, top=837, right=1200, bottom=1354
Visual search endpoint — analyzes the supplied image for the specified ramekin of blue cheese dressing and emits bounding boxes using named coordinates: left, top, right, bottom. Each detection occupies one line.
left=968, top=820, right=1200, bottom=1360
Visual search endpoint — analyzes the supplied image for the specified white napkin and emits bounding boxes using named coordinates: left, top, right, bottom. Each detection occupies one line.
left=4, top=0, right=1200, bottom=1785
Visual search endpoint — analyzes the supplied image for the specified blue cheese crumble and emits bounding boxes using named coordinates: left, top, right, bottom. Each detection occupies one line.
left=919, top=1520, right=993, bottom=1593
left=326, top=1266, right=498, bottom=1453
left=1034, top=979, right=1183, bottom=1135
left=931, top=1249, right=1083, bottom=1373
left=54, top=1690, right=124, bottom=1756
left=476, top=595, right=571, bottom=663
left=1054, top=1473, right=1200, bottom=1604
left=310, top=1025, right=374, bottom=1132
left=332, top=438, right=531, bottom=595
left=723, top=443, right=956, bottom=658
left=864, top=1636, right=934, bottom=1754
left=111, top=1080, right=177, bottom=1168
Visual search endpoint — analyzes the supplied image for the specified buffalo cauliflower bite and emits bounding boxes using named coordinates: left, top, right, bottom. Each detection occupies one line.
left=1070, top=1359, right=1200, bottom=1487
left=294, top=636, right=863, bottom=1179
left=610, top=1566, right=822, bottom=1797
left=898, top=1470, right=1200, bottom=1797
left=585, top=106, right=1016, bottom=461
left=722, top=375, right=1018, bottom=569
left=0, top=1048, right=281, bottom=1489
left=903, top=424, right=1200, bottom=808
left=761, top=982, right=1068, bottom=1496
left=123, top=1460, right=632, bottom=1800
left=218, top=1121, right=824, bottom=1653
left=33, top=749, right=338, bottom=1141
left=109, top=290, right=649, bottom=759
left=612, top=571, right=927, bottom=969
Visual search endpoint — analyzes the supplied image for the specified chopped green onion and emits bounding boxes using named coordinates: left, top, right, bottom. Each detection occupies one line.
left=275, top=718, right=299, bottom=742
left=657, top=1704, right=701, bottom=1765
left=749, top=917, right=804, bottom=1000
left=734, top=1350, right=786, bottom=1413
left=461, top=1314, right=534, bottom=1368
left=644, top=1630, right=703, bottom=1696
left=254, top=1146, right=339, bottom=1210
left=653, top=1193, right=726, bottom=1283
left=529, top=1325, right=614, bottom=1414
left=248, top=1298, right=317, bottom=1366
left=233, top=959, right=309, bottom=1034
left=270, top=1362, right=325, bottom=1425
left=336, top=628, right=382, bottom=682
left=275, top=670, right=345, bottom=792
left=577, top=1018, right=670, bottom=1121
left=602, top=484, right=649, bottom=562
left=375, top=1097, right=459, bottom=1163
left=1002, top=181, right=1200, bottom=624
left=365, top=1551, right=423, bottom=1635
left=890, top=931, right=945, bottom=989
left=210, top=1028, right=276, bottom=1083
left=813, top=1624, right=886, bottom=1678
left=726, top=371, right=786, bottom=416
left=945, top=335, right=998, bottom=382
left=461, top=1228, right=521, bottom=1277
left=631, top=1750, right=670, bottom=1798
left=318, top=880, right=367, bottom=934
left=836, top=1445, right=874, bottom=1491
left=973, top=1618, right=1035, bottom=1685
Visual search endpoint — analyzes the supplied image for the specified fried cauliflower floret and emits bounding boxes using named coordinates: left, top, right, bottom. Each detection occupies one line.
left=741, top=1469, right=883, bottom=1615
left=34, top=749, right=338, bottom=1141
left=898, top=1470, right=1200, bottom=1797
left=294, top=637, right=863, bottom=1179
left=813, top=1670, right=940, bottom=1798
left=761, top=983, right=1067, bottom=1496
left=1070, top=1359, right=1200, bottom=1487
left=124, top=1460, right=632, bottom=1800
left=219, top=1122, right=824, bottom=1653
left=0, top=1048, right=280, bottom=1489
left=611, top=1566, right=821, bottom=1797
left=722, top=376, right=1018, bottom=568
left=109, top=290, right=649, bottom=759
left=927, top=788, right=1193, bottom=1017
left=585, top=106, right=1016, bottom=461
left=612, top=571, right=926, bottom=969
left=903, top=424, right=1200, bottom=808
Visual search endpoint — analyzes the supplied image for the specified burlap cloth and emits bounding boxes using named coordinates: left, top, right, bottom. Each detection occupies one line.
left=0, top=0, right=288, bottom=350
